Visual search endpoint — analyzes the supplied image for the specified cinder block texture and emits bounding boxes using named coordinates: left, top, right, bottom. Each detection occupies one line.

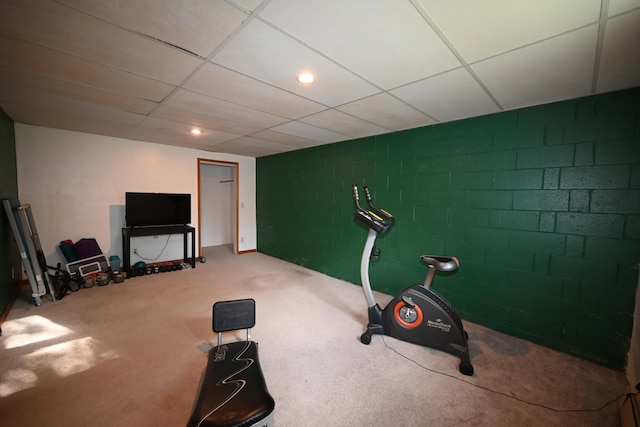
left=257, top=88, right=640, bottom=370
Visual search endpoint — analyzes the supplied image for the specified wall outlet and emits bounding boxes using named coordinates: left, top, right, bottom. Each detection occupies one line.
left=133, top=248, right=138, bottom=255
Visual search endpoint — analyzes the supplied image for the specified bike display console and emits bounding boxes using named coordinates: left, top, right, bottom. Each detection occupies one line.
left=122, top=225, right=196, bottom=275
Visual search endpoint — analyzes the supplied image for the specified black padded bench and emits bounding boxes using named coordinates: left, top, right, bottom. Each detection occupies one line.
left=188, top=299, right=275, bottom=427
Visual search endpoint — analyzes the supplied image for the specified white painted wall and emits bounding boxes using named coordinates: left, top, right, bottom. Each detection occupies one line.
left=14, top=124, right=256, bottom=267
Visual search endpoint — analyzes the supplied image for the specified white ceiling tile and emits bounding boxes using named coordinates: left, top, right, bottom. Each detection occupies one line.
left=57, top=0, right=248, bottom=58
left=391, top=67, right=501, bottom=122
left=0, top=65, right=157, bottom=115
left=0, top=99, right=142, bottom=137
left=271, top=121, right=350, bottom=144
left=419, top=0, right=602, bottom=63
left=597, top=9, right=640, bottom=93
left=471, top=25, right=599, bottom=110
left=135, top=117, right=239, bottom=144
left=211, top=141, right=281, bottom=157
left=299, top=109, right=388, bottom=138
left=0, top=85, right=146, bottom=125
left=337, top=93, right=436, bottom=131
left=165, top=89, right=290, bottom=129
left=228, top=0, right=265, bottom=13
left=260, top=0, right=461, bottom=89
left=211, top=19, right=380, bottom=106
left=125, top=131, right=227, bottom=152
left=249, top=129, right=321, bottom=148
left=608, top=0, right=640, bottom=16
left=0, top=0, right=636, bottom=158
left=231, top=136, right=298, bottom=153
left=0, top=0, right=202, bottom=84
left=185, top=63, right=326, bottom=118
left=150, top=105, right=262, bottom=136
left=0, top=35, right=175, bottom=102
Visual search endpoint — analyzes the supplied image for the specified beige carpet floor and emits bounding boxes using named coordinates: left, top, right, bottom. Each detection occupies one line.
left=0, top=245, right=630, bottom=426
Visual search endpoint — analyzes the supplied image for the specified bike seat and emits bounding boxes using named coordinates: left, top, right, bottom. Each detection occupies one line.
left=420, top=255, right=459, bottom=272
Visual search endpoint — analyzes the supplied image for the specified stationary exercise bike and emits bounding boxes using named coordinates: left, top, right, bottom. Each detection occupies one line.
left=352, top=185, right=474, bottom=376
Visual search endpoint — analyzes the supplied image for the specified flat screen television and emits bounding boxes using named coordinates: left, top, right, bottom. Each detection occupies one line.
left=125, top=192, right=191, bottom=227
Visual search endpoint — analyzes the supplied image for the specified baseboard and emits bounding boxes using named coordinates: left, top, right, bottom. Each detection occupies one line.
left=238, top=249, right=257, bottom=254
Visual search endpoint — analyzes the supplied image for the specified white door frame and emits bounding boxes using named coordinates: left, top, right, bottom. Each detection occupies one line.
left=197, top=158, right=239, bottom=255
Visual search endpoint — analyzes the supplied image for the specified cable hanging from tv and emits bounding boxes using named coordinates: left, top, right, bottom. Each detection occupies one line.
left=135, top=234, right=172, bottom=261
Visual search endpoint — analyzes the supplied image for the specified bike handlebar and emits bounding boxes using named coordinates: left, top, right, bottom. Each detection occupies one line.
left=363, top=186, right=394, bottom=223
left=352, top=184, right=362, bottom=208
left=363, top=186, right=372, bottom=202
left=352, top=184, right=394, bottom=233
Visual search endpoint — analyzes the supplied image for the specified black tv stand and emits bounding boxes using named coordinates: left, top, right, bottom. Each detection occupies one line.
left=122, top=225, right=196, bottom=275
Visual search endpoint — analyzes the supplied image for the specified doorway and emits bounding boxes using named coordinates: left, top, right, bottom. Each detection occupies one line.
left=198, top=158, right=239, bottom=256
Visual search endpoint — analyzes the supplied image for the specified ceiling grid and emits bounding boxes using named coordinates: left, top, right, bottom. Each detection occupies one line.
left=0, top=0, right=637, bottom=157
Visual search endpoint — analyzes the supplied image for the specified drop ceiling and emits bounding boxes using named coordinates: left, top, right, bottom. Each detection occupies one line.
left=0, top=0, right=638, bottom=158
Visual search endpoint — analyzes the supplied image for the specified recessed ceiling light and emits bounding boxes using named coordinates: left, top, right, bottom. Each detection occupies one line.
left=297, top=73, right=315, bottom=84
left=190, top=128, right=202, bottom=135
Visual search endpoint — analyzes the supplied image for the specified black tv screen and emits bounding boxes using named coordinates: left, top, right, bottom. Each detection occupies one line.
left=125, top=192, right=191, bottom=227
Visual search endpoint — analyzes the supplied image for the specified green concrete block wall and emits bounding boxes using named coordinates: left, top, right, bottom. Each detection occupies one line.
left=257, top=87, right=640, bottom=369
left=0, top=109, right=20, bottom=318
